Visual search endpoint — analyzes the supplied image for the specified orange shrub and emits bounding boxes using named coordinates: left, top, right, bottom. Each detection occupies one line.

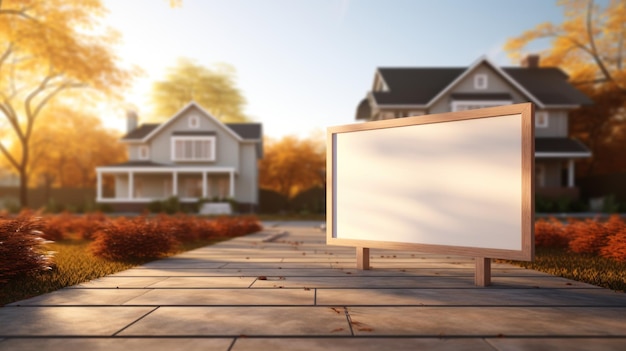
left=0, top=215, right=54, bottom=283
left=568, top=219, right=610, bottom=255
left=534, top=218, right=569, bottom=248
left=600, top=228, right=626, bottom=262
left=90, top=216, right=179, bottom=261
left=156, top=213, right=201, bottom=242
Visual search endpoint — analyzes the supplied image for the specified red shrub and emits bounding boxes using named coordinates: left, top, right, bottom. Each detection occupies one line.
left=600, top=228, right=626, bottom=262
left=155, top=213, right=201, bottom=242
left=90, top=216, right=179, bottom=261
left=603, top=215, right=626, bottom=236
left=568, top=219, right=610, bottom=254
left=534, top=217, right=569, bottom=248
left=0, top=215, right=55, bottom=283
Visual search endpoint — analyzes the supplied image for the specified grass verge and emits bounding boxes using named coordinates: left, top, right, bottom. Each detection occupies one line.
left=507, top=247, right=626, bottom=292
left=0, top=238, right=225, bottom=306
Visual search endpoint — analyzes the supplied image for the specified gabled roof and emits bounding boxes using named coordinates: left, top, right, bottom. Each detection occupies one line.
left=121, top=102, right=261, bottom=143
left=226, top=123, right=262, bottom=140
left=121, top=124, right=159, bottom=140
left=368, top=57, right=592, bottom=109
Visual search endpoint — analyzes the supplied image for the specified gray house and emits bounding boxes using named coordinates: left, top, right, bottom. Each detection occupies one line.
left=356, top=55, right=592, bottom=200
left=96, top=102, right=262, bottom=212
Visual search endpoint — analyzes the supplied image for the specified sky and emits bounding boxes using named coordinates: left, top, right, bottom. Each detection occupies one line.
left=100, top=0, right=566, bottom=139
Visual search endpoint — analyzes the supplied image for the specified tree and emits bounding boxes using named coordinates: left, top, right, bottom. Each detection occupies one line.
left=505, top=0, right=626, bottom=176
left=23, top=104, right=127, bottom=189
left=0, top=0, right=132, bottom=207
left=258, top=135, right=326, bottom=209
left=151, top=58, right=248, bottom=123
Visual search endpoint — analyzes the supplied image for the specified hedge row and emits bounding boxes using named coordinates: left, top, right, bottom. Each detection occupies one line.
left=0, top=212, right=263, bottom=281
left=535, top=215, right=626, bottom=262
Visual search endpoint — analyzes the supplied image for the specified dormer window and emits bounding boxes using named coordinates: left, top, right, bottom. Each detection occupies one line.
left=189, top=115, right=200, bottom=128
left=172, top=136, right=216, bottom=162
left=536, top=111, right=549, bottom=128
left=474, top=74, right=488, bottom=89
left=138, top=145, right=150, bottom=160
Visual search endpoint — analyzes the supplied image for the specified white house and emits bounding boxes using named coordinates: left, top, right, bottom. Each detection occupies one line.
left=355, top=55, right=593, bottom=200
left=96, top=102, right=262, bottom=212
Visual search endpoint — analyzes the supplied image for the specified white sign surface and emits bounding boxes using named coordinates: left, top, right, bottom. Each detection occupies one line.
left=327, top=103, right=534, bottom=261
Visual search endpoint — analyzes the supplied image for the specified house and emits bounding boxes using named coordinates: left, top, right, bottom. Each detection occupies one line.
left=96, top=102, right=262, bottom=212
left=355, top=55, right=592, bottom=200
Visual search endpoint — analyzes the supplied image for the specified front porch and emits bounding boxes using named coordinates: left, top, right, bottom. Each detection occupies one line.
left=96, top=164, right=237, bottom=204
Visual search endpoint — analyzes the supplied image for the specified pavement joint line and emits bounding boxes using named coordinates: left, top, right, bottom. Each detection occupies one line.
left=226, top=337, right=237, bottom=351
left=3, top=335, right=626, bottom=340
left=262, top=230, right=289, bottom=242
left=343, top=307, right=355, bottom=336
left=111, top=306, right=159, bottom=336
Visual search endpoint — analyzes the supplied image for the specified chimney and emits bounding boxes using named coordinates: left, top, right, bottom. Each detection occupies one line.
left=126, top=110, right=138, bottom=132
left=521, top=54, right=540, bottom=68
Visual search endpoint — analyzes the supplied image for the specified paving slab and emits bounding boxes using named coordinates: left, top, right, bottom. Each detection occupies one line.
left=1, top=221, right=625, bottom=351
left=118, top=306, right=351, bottom=336
left=122, top=288, right=315, bottom=305
left=316, top=287, right=626, bottom=306
left=346, top=306, right=626, bottom=336
left=230, top=337, right=494, bottom=351
left=0, top=307, right=154, bottom=336
left=0, top=338, right=233, bottom=351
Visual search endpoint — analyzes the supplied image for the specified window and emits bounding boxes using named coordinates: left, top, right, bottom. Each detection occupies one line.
left=138, top=145, right=150, bottom=160
left=451, top=101, right=510, bottom=112
left=536, top=111, right=549, bottom=128
left=172, top=137, right=216, bottom=161
left=189, top=115, right=200, bottom=128
left=474, top=74, right=488, bottom=89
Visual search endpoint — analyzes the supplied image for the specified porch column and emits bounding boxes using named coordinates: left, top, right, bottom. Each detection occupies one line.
left=172, top=172, right=178, bottom=196
left=229, top=170, right=235, bottom=198
left=96, top=170, right=102, bottom=201
left=568, top=159, right=575, bottom=187
left=128, top=171, right=134, bottom=199
left=202, top=172, right=208, bottom=198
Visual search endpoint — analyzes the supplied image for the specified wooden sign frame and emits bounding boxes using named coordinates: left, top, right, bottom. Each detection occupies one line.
left=326, top=103, right=535, bottom=286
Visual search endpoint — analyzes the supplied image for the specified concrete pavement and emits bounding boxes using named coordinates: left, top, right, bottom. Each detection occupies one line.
left=1, top=221, right=626, bottom=350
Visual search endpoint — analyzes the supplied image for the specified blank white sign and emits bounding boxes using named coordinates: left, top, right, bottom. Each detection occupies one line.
left=327, top=104, right=534, bottom=260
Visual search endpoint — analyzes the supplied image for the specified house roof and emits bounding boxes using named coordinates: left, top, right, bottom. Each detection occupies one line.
left=121, top=124, right=159, bottom=140
left=503, top=68, right=592, bottom=106
left=226, top=123, right=262, bottom=140
left=535, top=137, right=591, bottom=158
left=365, top=61, right=592, bottom=114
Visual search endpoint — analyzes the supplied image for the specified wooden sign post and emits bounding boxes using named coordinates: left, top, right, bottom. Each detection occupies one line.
left=327, top=103, right=535, bottom=286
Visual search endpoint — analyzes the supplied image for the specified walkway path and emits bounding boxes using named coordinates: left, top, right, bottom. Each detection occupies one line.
left=1, top=221, right=625, bottom=350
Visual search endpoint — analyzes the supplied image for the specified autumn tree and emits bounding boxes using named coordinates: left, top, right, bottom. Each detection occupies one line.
left=258, top=135, right=326, bottom=209
left=23, top=104, right=127, bottom=190
left=0, top=0, right=132, bottom=207
left=151, top=58, right=248, bottom=123
left=505, top=0, right=626, bottom=175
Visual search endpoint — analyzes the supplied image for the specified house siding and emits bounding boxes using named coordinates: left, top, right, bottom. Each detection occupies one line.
left=145, top=106, right=241, bottom=168
left=429, top=64, right=528, bottom=114
left=236, top=143, right=259, bottom=203
left=535, top=110, right=568, bottom=137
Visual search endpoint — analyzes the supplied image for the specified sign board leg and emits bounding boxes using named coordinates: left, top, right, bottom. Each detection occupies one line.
left=475, top=257, right=491, bottom=287
left=357, top=247, right=370, bottom=270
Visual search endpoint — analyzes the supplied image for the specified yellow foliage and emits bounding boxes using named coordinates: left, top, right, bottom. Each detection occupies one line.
left=150, top=58, right=248, bottom=123
left=504, top=0, right=626, bottom=89
left=258, top=135, right=326, bottom=200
